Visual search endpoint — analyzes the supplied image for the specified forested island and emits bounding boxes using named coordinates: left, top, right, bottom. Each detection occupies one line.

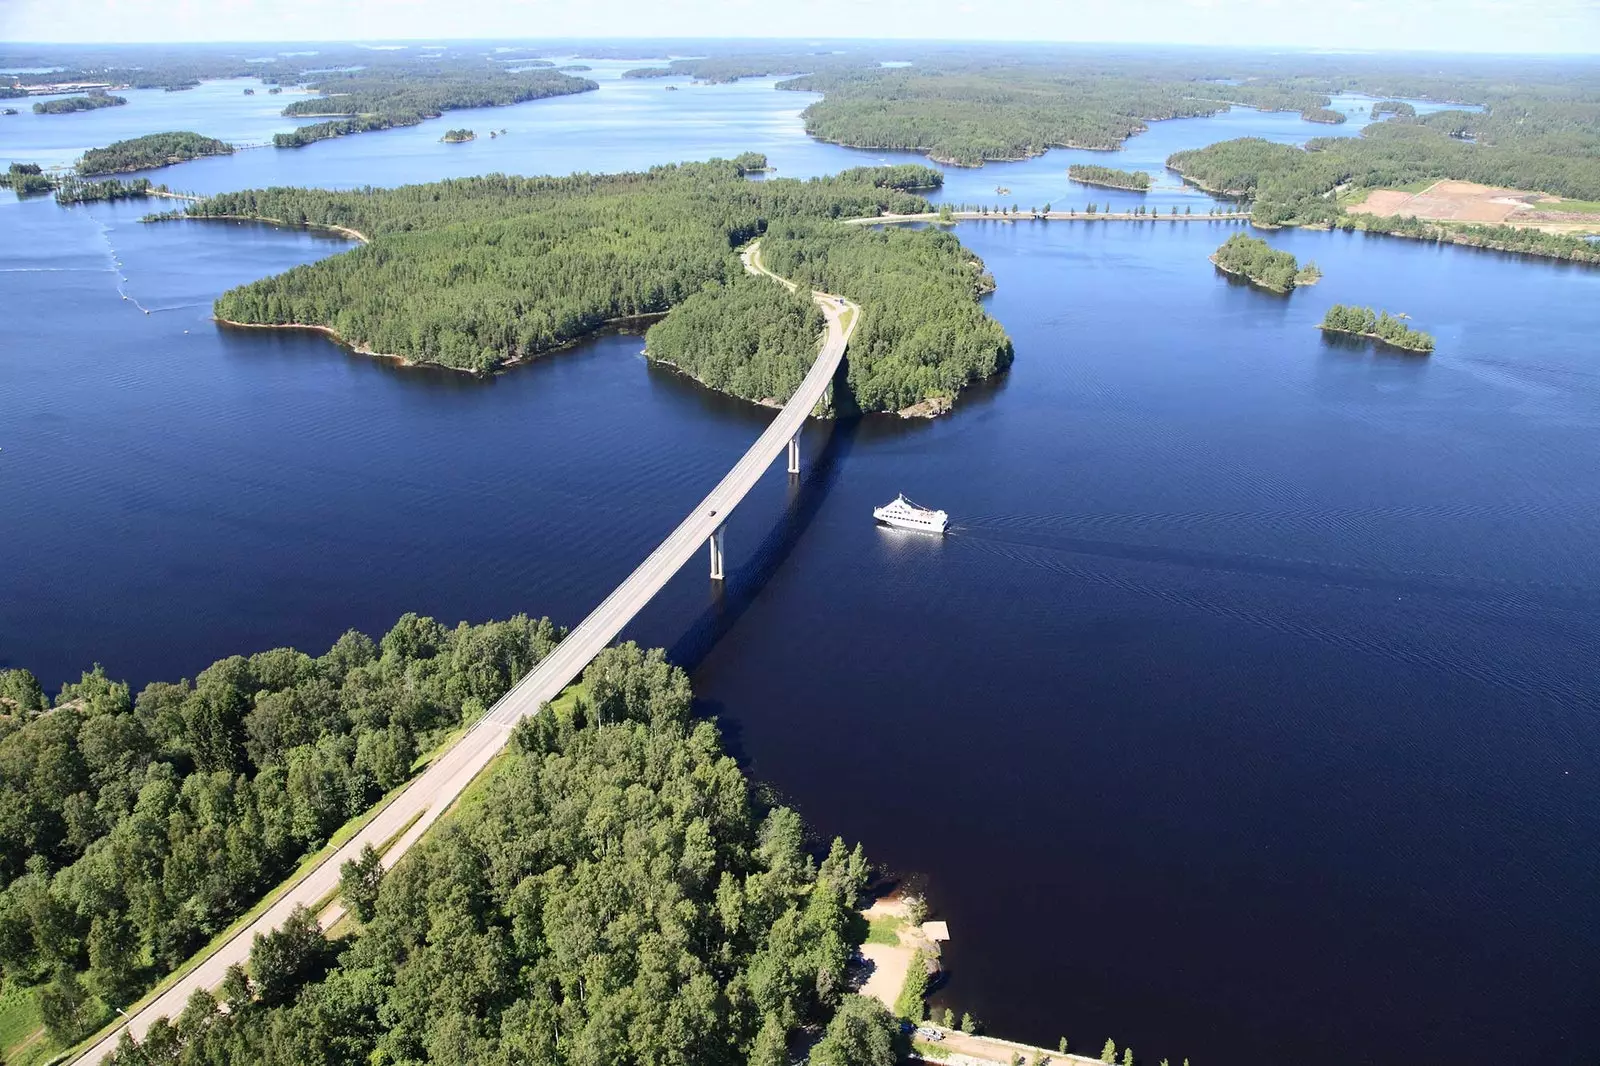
left=1320, top=304, right=1435, bottom=351
left=268, top=66, right=595, bottom=146
left=32, top=91, right=127, bottom=114
left=441, top=128, right=475, bottom=143
left=1299, top=106, right=1346, bottom=124
left=77, top=132, right=234, bottom=176
left=1210, top=234, right=1320, bottom=292
left=1372, top=99, right=1417, bottom=118
left=54, top=177, right=153, bottom=204
left=622, top=67, right=675, bottom=78
left=179, top=158, right=1011, bottom=413
left=3, top=162, right=53, bottom=195
left=1068, top=164, right=1151, bottom=191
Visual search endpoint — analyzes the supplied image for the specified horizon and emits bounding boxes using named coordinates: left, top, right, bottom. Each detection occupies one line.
left=3, top=0, right=1598, bottom=55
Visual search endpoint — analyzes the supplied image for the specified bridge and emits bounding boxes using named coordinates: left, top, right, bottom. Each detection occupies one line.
left=74, top=244, right=858, bottom=1064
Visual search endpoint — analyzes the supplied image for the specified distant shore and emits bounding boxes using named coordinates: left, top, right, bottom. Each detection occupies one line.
left=847, top=209, right=1250, bottom=225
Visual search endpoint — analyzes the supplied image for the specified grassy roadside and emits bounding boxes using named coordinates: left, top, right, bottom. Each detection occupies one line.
left=43, top=691, right=561, bottom=1066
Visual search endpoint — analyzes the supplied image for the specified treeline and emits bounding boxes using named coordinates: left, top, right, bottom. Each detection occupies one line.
left=279, top=69, right=594, bottom=120
left=273, top=114, right=412, bottom=148
left=758, top=221, right=1015, bottom=413
left=77, top=132, right=233, bottom=176
left=3, top=162, right=53, bottom=195
left=1372, top=100, right=1417, bottom=118
left=1210, top=233, right=1318, bottom=292
left=32, top=91, right=126, bottom=114
left=1068, top=164, right=1151, bottom=190
left=622, top=67, right=675, bottom=78
left=100, top=643, right=899, bottom=1066
left=1300, top=106, right=1347, bottom=124
left=1168, top=120, right=1600, bottom=226
left=1320, top=304, right=1435, bottom=351
left=441, top=128, right=475, bottom=143
left=55, top=177, right=152, bottom=204
left=1339, top=212, right=1600, bottom=264
left=644, top=274, right=825, bottom=406
left=834, top=163, right=944, bottom=190
left=0, top=613, right=561, bottom=1051
left=184, top=160, right=1008, bottom=411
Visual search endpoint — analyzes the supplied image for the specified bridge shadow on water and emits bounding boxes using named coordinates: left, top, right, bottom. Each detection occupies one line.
left=669, top=412, right=861, bottom=766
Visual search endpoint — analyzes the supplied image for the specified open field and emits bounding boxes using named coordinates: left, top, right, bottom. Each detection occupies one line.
left=1348, top=179, right=1600, bottom=233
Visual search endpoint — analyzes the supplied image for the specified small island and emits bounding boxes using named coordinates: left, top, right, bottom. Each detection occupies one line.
left=1300, top=106, right=1347, bottom=124
left=3, top=162, right=54, bottom=195
left=32, top=90, right=127, bottom=114
left=441, top=128, right=476, bottom=143
left=1320, top=304, right=1434, bottom=352
left=78, top=132, right=234, bottom=175
left=1371, top=99, right=1417, bottom=118
left=1, top=108, right=17, bottom=116
left=243, top=87, right=255, bottom=95
left=623, top=67, right=675, bottom=79
left=1068, top=164, right=1151, bottom=191
left=1211, top=234, right=1322, bottom=293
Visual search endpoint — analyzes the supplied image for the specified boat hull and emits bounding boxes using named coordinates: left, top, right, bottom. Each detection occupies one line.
left=873, top=510, right=948, bottom=535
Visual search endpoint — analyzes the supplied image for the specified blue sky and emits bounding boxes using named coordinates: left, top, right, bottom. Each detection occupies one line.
left=3, top=0, right=1597, bottom=53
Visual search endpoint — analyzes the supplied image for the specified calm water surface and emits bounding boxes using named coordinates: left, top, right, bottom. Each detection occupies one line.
left=0, top=69, right=1595, bottom=1066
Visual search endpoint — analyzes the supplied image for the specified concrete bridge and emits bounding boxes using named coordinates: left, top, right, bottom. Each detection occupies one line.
left=74, top=244, right=858, bottom=1063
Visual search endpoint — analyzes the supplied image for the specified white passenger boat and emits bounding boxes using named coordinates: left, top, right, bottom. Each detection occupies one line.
left=873, top=494, right=949, bottom=534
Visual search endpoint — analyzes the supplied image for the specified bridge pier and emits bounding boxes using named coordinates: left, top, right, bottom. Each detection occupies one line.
left=708, top=524, right=726, bottom=581
left=787, top=431, right=800, bottom=475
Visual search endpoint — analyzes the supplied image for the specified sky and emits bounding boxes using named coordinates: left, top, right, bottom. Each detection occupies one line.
left=2, top=0, right=1598, bottom=54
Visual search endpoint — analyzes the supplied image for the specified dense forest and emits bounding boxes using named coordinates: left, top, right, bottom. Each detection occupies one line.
left=441, top=128, right=475, bottom=143
left=1210, top=234, right=1319, bottom=293
left=756, top=222, right=1014, bottom=413
left=279, top=68, right=594, bottom=120
left=1320, top=304, right=1435, bottom=351
left=184, top=159, right=1009, bottom=412
left=1068, top=164, right=1151, bottom=190
left=622, top=67, right=675, bottom=78
left=77, top=132, right=233, bottom=176
left=0, top=613, right=561, bottom=1056
left=273, top=115, right=412, bottom=148
left=96, top=643, right=897, bottom=1066
left=1372, top=100, right=1417, bottom=118
left=32, top=91, right=126, bottom=114
left=644, top=275, right=825, bottom=406
left=1300, top=106, right=1347, bottom=124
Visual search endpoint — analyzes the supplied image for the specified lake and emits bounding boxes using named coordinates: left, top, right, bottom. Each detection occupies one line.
left=1, top=66, right=1595, bottom=1066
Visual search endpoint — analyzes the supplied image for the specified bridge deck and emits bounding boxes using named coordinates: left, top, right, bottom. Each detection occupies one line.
left=74, top=243, right=857, bottom=1063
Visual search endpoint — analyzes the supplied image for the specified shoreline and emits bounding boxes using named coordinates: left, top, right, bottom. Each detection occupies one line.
left=848, top=209, right=1251, bottom=225
left=1317, top=324, right=1433, bottom=353
left=175, top=212, right=371, bottom=244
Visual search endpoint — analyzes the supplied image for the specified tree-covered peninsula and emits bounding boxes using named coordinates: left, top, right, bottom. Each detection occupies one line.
left=3, top=162, right=54, bottom=195
left=32, top=91, right=126, bottom=114
left=183, top=158, right=1011, bottom=413
left=77, top=132, right=234, bottom=176
left=1068, top=164, right=1151, bottom=190
left=1210, top=234, right=1320, bottom=293
left=1372, top=99, right=1417, bottom=118
left=1320, top=304, right=1435, bottom=351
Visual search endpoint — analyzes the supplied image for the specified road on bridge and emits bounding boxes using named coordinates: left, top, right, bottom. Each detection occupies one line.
left=73, top=245, right=859, bottom=1064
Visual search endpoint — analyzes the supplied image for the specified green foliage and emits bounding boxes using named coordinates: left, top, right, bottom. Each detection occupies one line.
left=77, top=132, right=232, bottom=176
left=834, top=164, right=945, bottom=190
left=1372, top=99, right=1417, bottom=118
left=1339, top=212, right=1600, bottom=263
left=1069, top=164, right=1151, bottom=190
left=1300, top=106, right=1347, bottom=124
left=1122, top=1047, right=1134, bottom=1066
left=622, top=67, right=675, bottom=78
left=894, top=948, right=933, bottom=1020
left=273, top=114, right=414, bottom=148
left=645, top=274, right=824, bottom=406
left=247, top=905, right=327, bottom=1006
left=810, top=995, right=901, bottom=1066
left=440, top=128, right=475, bottom=143
left=337, top=844, right=383, bottom=923
left=106, top=643, right=875, bottom=1066
left=280, top=68, right=594, bottom=120
left=756, top=222, right=1014, bottom=412
left=0, top=613, right=560, bottom=1010
left=187, top=160, right=1004, bottom=410
left=3, top=163, right=55, bottom=196
left=32, top=92, right=126, bottom=114
left=1102, top=1037, right=1118, bottom=1063
left=0, top=668, right=46, bottom=716
left=960, top=1010, right=976, bottom=1033
left=1211, top=233, right=1305, bottom=292
left=53, top=177, right=151, bottom=204
left=1319, top=304, right=1435, bottom=351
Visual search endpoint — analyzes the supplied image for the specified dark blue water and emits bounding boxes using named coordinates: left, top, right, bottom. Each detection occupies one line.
left=2, top=71, right=1595, bottom=1066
